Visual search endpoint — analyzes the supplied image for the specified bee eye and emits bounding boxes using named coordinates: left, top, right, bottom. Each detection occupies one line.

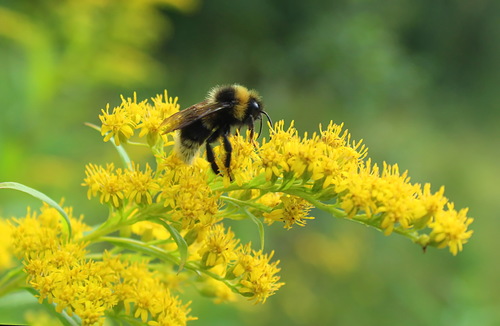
left=249, top=100, right=260, bottom=111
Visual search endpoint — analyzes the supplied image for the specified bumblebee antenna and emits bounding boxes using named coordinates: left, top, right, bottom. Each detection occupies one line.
left=257, top=111, right=272, bottom=139
left=261, top=110, right=272, bottom=127
left=257, top=117, right=263, bottom=138
left=257, top=111, right=273, bottom=137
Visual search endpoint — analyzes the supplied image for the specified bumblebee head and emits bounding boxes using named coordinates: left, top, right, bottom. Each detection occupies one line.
left=242, top=88, right=272, bottom=138
left=210, top=84, right=272, bottom=136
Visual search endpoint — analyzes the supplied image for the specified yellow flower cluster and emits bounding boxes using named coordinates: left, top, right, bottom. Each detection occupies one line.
left=159, top=162, right=221, bottom=230
left=9, top=204, right=195, bottom=326
left=217, top=120, right=472, bottom=255
left=1, top=89, right=474, bottom=325
left=229, top=244, right=283, bottom=304
left=99, top=91, right=179, bottom=147
left=83, top=162, right=159, bottom=207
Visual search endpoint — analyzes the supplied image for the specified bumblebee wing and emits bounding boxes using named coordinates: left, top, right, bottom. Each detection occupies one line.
left=161, top=100, right=230, bottom=133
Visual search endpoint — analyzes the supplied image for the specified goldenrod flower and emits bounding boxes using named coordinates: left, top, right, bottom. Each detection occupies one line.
left=234, top=245, right=284, bottom=304
left=160, top=165, right=221, bottom=229
left=119, top=92, right=147, bottom=124
left=259, top=121, right=299, bottom=181
left=263, top=194, right=315, bottom=229
left=82, top=163, right=126, bottom=207
left=429, top=204, right=473, bottom=255
left=1, top=89, right=474, bottom=325
left=198, top=224, right=239, bottom=269
left=213, top=131, right=260, bottom=186
left=10, top=205, right=195, bottom=325
left=10, top=206, right=62, bottom=260
left=136, top=91, right=180, bottom=146
left=0, top=218, right=14, bottom=270
left=99, top=104, right=135, bottom=146
left=125, top=163, right=160, bottom=205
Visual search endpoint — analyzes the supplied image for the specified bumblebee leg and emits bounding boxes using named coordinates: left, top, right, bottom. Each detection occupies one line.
left=247, top=115, right=255, bottom=140
left=221, top=132, right=234, bottom=182
left=222, top=132, right=232, bottom=171
left=206, top=130, right=222, bottom=175
left=205, top=141, right=220, bottom=175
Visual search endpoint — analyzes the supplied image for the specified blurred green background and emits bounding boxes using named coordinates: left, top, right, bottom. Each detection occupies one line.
left=1, top=0, right=499, bottom=325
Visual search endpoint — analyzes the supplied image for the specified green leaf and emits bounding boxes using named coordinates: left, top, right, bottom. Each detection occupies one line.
left=0, top=182, right=72, bottom=240
left=151, top=218, right=189, bottom=273
left=24, top=287, right=80, bottom=326
left=243, top=208, right=265, bottom=250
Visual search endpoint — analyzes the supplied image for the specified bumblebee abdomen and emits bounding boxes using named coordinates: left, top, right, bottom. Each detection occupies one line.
left=181, top=120, right=212, bottom=143
left=177, top=120, right=212, bottom=163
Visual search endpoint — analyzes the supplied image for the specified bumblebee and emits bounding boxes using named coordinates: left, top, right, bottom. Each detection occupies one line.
left=161, top=84, right=272, bottom=177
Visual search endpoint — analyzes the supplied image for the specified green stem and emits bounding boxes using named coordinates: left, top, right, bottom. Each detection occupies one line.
left=0, top=265, right=26, bottom=297
left=349, top=214, right=420, bottom=242
left=220, top=196, right=272, bottom=213
left=79, top=204, right=169, bottom=243
left=282, top=188, right=345, bottom=218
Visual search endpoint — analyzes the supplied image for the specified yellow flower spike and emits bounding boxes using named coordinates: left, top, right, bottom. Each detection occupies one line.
left=374, top=163, right=423, bottom=233
left=338, top=159, right=380, bottom=218
left=3, top=88, right=475, bottom=326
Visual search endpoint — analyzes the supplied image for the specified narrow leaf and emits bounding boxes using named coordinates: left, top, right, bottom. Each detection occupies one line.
left=243, top=208, right=265, bottom=250
left=151, top=218, right=189, bottom=273
left=99, top=236, right=179, bottom=266
left=24, top=287, right=80, bottom=326
left=0, top=182, right=72, bottom=240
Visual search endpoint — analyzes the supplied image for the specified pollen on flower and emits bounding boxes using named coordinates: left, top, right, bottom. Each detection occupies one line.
left=258, top=121, right=300, bottom=180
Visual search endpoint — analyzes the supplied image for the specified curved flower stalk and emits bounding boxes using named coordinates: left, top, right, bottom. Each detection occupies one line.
left=0, top=90, right=473, bottom=325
